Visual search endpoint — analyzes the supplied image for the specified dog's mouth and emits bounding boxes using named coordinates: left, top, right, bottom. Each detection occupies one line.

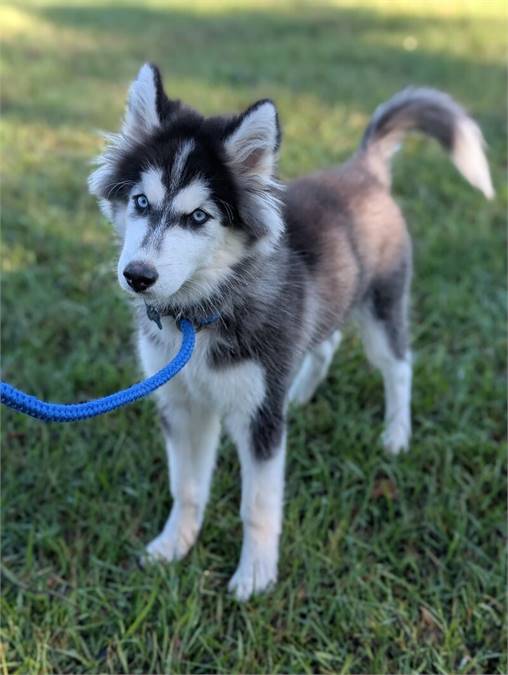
left=120, top=272, right=188, bottom=303
left=120, top=263, right=224, bottom=324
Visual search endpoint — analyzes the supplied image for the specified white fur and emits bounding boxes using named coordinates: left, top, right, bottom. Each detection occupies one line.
left=98, top=198, right=114, bottom=222
left=357, top=310, right=412, bottom=454
left=225, top=101, right=278, bottom=181
left=225, top=426, right=285, bottom=601
left=170, top=140, right=195, bottom=191
left=116, top=202, right=148, bottom=291
left=366, top=88, right=495, bottom=200
left=141, top=166, right=166, bottom=208
left=153, top=227, right=213, bottom=297
left=138, top=319, right=266, bottom=417
left=381, top=357, right=412, bottom=454
left=145, top=401, right=221, bottom=562
left=225, top=101, right=285, bottom=254
left=171, top=178, right=210, bottom=215
left=88, top=65, right=162, bottom=200
left=289, top=331, right=342, bottom=405
left=88, top=134, right=134, bottom=202
left=138, top=323, right=271, bottom=592
left=152, top=220, right=240, bottom=301
left=452, top=116, right=495, bottom=199
left=180, top=227, right=246, bottom=304
left=116, top=176, right=247, bottom=306
left=123, top=64, right=161, bottom=138
left=250, top=191, right=285, bottom=256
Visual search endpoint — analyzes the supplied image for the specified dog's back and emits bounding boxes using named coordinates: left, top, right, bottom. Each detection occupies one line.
left=283, top=87, right=494, bottom=351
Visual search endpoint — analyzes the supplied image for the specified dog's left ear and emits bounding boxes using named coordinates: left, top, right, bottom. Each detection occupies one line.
left=122, top=63, right=177, bottom=138
left=223, top=100, right=281, bottom=185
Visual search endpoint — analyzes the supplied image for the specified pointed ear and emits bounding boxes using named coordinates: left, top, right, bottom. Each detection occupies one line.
left=223, top=100, right=281, bottom=184
left=122, top=63, right=168, bottom=138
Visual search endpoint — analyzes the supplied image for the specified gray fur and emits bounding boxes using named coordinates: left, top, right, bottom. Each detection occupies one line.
left=362, top=87, right=458, bottom=152
left=123, top=86, right=491, bottom=461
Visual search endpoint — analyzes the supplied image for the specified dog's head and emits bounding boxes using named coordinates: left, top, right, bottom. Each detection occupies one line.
left=88, top=63, right=283, bottom=310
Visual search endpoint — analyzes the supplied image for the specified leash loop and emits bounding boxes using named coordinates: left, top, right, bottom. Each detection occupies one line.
left=1, top=319, right=197, bottom=422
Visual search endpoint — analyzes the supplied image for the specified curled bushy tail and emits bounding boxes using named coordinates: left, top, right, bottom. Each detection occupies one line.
left=361, top=87, right=494, bottom=199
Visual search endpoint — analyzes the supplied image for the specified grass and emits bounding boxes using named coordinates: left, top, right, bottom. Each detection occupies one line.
left=1, top=0, right=506, bottom=672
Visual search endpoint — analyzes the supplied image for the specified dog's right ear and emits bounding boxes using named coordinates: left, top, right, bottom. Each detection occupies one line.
left=122, top=63, right=177, bottom=138
left=88, top=64, right=178, bottom=207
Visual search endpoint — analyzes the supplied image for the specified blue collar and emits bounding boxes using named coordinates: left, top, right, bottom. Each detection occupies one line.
left=145, top=303, right=219, bottom=331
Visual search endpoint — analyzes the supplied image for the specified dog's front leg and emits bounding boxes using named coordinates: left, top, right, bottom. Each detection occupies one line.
left=226, top=410, right=286, bottom=601
left=145, top=397, right=221, bottom=563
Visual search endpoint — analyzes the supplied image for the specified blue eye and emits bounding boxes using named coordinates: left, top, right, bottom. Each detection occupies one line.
left=189, top=208, right=210, bottom=226
left=134, top=194, right=149, bottom=210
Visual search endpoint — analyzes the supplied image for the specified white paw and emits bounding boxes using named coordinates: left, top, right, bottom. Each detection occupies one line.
left=382, top=420, right=411, bottom=455
left=144, top=510, right=200, bottom=564
left=228, top=555, right=277, bottom=601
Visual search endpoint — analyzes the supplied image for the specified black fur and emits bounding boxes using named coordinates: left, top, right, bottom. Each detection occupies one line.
left=369, top=255, right=412, bottom=360
left=221, top=98, right=282, bottom=152
left=105, top=115, right=241, bottom=226
left=148, top=63, right=182, bottom=124
left=362, top=89, right=455, bottom=152
left=206, top=250, right=306, bottom=460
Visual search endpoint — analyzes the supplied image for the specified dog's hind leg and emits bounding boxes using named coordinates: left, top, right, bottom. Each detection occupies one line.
left=357, top=261, right=412, bottom=455
left=288, top=330, right=342, bottom=405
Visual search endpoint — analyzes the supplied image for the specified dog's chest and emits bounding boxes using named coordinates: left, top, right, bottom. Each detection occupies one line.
left=138, top=320, right=266, bottom=417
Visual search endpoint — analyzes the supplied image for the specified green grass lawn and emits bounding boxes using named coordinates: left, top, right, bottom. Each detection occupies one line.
left=1, top=1, right=506, bottom=672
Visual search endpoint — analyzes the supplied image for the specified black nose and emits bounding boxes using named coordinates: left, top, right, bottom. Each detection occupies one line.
left=123, top=261, right=158, bottom=293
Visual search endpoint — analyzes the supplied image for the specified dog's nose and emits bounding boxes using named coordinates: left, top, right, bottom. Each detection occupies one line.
left=123, top=261, right=158, bottom=293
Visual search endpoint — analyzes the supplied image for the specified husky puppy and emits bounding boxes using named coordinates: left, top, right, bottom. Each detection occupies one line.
left=89, top=64, right=493, bottom=600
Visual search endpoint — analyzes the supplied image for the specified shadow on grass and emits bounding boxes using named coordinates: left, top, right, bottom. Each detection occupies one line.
left=2, top=2, right=506, bottom=134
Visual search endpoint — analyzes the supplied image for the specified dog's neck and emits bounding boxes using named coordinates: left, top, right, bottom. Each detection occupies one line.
left=143, top=247, right=286, bottom=333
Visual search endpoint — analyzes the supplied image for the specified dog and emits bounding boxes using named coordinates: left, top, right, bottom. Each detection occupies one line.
left=88, top=64, right=493, bottom=600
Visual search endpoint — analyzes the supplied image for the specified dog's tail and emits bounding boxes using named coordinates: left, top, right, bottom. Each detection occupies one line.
left=360, top=87, right=494, bottom=199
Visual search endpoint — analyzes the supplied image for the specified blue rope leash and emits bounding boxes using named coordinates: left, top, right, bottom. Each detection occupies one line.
left=1, top=318, right=197, bottom=423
